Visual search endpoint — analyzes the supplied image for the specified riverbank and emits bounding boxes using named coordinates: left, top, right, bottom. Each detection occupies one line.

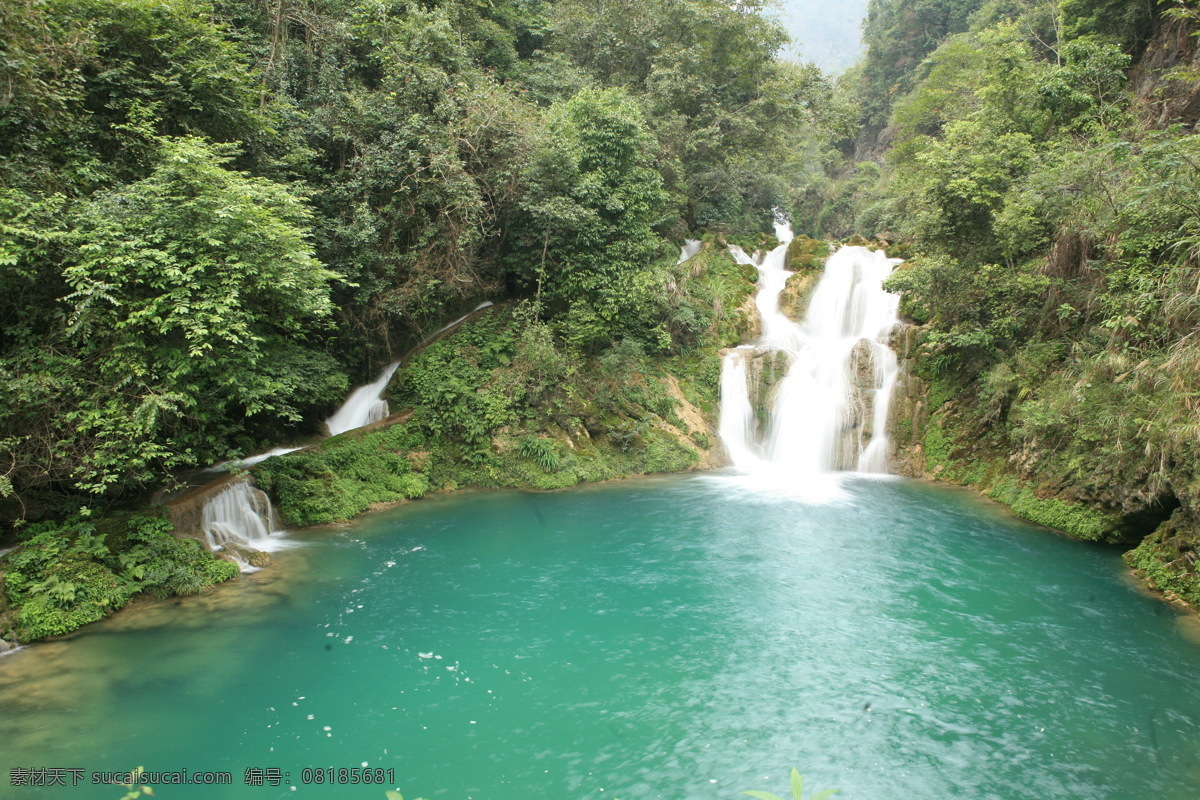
left=884, top=318, right=1198, bottom=612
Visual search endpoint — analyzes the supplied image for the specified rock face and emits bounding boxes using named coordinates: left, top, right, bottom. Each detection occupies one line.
left=661, top=373, right=727, bottom=470
left=1130, top=16, right=1200, bottom=127
left=165, top=475, right=243, bottom=545
left=778, top=270, right=820, bottom=320
left=742, top=348, right=793, bottom=432
left=885, top=323, right=931, bottom=477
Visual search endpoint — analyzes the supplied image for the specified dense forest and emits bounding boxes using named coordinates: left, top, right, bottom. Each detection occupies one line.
left=0, top=0, right=845, bottom=508
left=4, top=0, right=1200, bottom=641
left=0, top=0, right=849, bottom=639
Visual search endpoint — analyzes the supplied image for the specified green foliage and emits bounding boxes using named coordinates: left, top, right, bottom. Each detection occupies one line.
left=66, top=135, right=339, bottom=418
left=987, top=480, right=1122, bottom=541
left=1, top=513, right=237, bottom=642
left=858, top=0, right=988, bottom=130
left=545, top=0, right=826, bottom=232
left=1060, top=0, right=1156, bottom=50
left=3, top=135, right=345, bottom=502
left=255, top=422, right=433, bottom=526
left=518, top=436, right=562, bottom=473
left=510, top=87, right=670, bottom=348
left=0, top=0, right=270, bottom=194
left=883, top=256, right=1049, bottom=357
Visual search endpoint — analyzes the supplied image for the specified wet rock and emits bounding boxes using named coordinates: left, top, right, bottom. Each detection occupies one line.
left=222, top=543, right=271, bottom=569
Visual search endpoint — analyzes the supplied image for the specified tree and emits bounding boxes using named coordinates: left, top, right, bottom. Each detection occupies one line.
left=56, top=136, right=343, bottom=493
left=512, top=88, right=669, bottom=347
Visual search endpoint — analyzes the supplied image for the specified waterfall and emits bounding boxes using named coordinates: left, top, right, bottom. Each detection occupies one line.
left=419, top=301, right=494, bottom=348
left=201, top=478, right=288, bottom=571
left=718, top=349, right=758, bottom=466
left=325, top=360, right=402, bottom=436
left=718, top=224, right=901, bottom=476
left=218, top=446, right=304, bottom=470
left=324, top=301, right=494, bottom=437
left=678, top=239, right=702, bottom=264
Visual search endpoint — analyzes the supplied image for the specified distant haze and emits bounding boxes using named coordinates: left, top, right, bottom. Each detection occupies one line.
left=774, top=0, right=869, bottom=73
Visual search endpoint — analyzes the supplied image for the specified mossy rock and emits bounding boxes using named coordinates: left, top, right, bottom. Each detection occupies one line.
left=1125, top=510, right=1200, bottom=607
left=786, top=235, right=830, bottom=271
left=222, top=544, right=271, bottom=569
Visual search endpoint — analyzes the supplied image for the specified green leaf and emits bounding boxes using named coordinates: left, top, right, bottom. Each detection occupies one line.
left=385, top=792, right=403, bottom=800
left=790, top=768, right=803, bottom=800
left=810, top=791, right=841, bottom=800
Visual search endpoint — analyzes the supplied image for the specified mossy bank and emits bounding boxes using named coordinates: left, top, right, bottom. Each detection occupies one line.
left=0, top=513, right=238, bottom=646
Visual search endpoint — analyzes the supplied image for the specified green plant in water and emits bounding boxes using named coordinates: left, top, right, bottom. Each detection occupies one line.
left=743, top=768, right=839, bottom=800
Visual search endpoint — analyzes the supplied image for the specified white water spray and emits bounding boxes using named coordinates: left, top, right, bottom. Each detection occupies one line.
left=200, top=478, right=289, bottom=570
left=718, top=225, right=902, bottom=476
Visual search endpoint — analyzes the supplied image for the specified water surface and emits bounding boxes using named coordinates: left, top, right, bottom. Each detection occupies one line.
left=3, top=474, right=1200, bottom=799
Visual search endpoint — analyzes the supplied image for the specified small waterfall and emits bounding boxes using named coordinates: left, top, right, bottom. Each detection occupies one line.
left=201, top=478, right=287, bottom=570
left=325, top=360, right=402, bottom=436
left=324, top=301, right=494, bottom=437
left=218, top=446, right=304, bottom=470
left=419, top=301, right=494, bottom=347
left=717, top=349, right=758, bottom=466
left=678, top=239, right=702, bottom=264
left=718, top=225, right=901, bottom=476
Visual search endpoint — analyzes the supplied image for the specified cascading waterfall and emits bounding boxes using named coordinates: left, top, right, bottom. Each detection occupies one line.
left=200, top=478, right=287, bottom=570
left=324, top=301, right=495, bottom=437
left=718, top=223, right=902, bottom=476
